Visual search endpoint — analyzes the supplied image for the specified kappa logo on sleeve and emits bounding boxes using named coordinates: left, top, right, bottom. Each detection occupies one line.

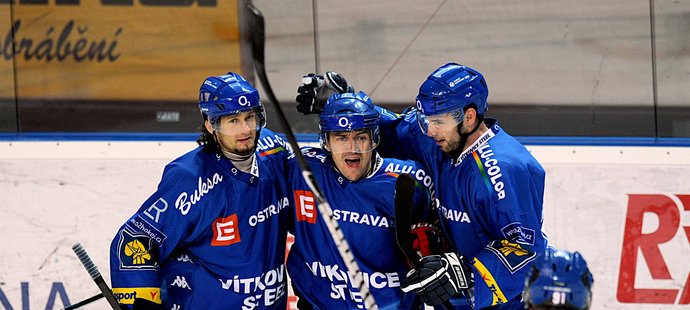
left=211, top=214, right=241, bottom=246
left=501, top=222, right=535, bottom=246
left=485, top=239, right=537, bottom=274
left=294, top=190, right=316, bottom=224
left=117, top=229, right=159, bottom=270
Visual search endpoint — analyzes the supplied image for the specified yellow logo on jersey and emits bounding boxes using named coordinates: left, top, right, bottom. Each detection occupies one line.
left=497, top=240, right=529, bottom=257
left=124, top=239, right=151, bottom=264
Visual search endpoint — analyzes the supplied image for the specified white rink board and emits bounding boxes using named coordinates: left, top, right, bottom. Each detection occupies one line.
left=1, top=141, right=689, bottom=309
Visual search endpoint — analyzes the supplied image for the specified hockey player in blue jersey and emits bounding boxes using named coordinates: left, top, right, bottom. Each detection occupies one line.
left=295, top=64, right=548, bottom=309
left=287, top=91, right=436, bottom=309
left=523, top=248, right=593, bottom=310
left=109, top=72, right=292, bottom=309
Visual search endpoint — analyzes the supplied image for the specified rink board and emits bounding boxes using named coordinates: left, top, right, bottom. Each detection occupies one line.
left=0, top=140, right=689, bottom=309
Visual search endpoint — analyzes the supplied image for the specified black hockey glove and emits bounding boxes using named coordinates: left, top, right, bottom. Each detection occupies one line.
left=401, top=252, right=474, bottom=306
left=296, top=71, right=354, bottom=115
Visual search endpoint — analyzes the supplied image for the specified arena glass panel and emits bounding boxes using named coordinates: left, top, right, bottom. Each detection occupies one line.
left=655, top=0, right=690, bottom=138
left=259, top=0, right=667, bottom=137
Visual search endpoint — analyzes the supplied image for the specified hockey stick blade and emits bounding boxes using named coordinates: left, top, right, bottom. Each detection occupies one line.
left=394, top=173, right=421, bottom=266
left=245, top=3, right=378, bottom=309
left=71, top=243, right=123, bottom=310
left=61, top=293, right=104, bottom=310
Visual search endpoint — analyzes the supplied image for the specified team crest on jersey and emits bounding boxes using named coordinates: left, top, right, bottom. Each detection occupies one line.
left=295, top=190, right=317, bottom=224
left=501, top=222, right=535, bottom=246
left=485, top=239, right=536, bottom=274
left=117, top=229, right=159, bottom=270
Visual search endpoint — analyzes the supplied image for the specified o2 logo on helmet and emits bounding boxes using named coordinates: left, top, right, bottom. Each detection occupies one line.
left=338, top=117, right=350, bottom=128
left=416, top=99, right=424, bottom=113
left=238, top=95, right=250, bottom=106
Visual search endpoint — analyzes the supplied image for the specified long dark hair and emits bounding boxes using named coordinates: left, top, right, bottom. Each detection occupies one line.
left=196, top=124, right=219, bottom=153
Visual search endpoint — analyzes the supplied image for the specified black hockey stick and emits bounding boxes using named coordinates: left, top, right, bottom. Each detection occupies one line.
left=244, top=3, right=378, bottom=309
left=68, top=243, right=122, bottom=310
left=394, top=173, right=421, bottom=266
left=394, top=174, right=463, bottom=310
left=62, top=293, right=104, bottom=310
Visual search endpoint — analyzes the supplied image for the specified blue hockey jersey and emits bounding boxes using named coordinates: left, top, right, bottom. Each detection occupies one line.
left=376, top=108, right=548, bottom=309
left=109, top=129, right=292, bottom=310
left=286, top=147, right=433, bottom=310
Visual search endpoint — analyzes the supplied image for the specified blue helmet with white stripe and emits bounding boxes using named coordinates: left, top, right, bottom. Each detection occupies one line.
left=319, top=91, right=380, bottom=151
left=198, top=72, right=266, bottom=129
left=416, top=63, right=488, bottom=134
left=524, top=249, right=594, bottom=310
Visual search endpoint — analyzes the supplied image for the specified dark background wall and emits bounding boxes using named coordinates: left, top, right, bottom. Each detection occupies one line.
left=2, top=0, right=689, bottom=137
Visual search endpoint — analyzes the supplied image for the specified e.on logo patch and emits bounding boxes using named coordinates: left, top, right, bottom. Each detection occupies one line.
left=211, top=214, right=240, bottom=246
left=294, top=190, right=316, bottom=224
left=617, top=194, right=690, bottom=305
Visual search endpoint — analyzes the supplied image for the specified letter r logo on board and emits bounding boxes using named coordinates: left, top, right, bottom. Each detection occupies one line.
left=294, top=190, right=316, bottom=224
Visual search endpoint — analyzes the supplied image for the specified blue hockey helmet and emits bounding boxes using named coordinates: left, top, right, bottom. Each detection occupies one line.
left=416, top=63, right=488, bottom=134
left=524, top=248, right=594, bottom=310
left=319, top=91, right=380, bottom=153
left=198, top=72, right=266, bottom=131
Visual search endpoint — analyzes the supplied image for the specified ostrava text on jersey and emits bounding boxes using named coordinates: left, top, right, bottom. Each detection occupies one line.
left=287, top=147, right=432, bottom=310
left=109, top=129, right=291, bottom=310
left=377, top=110, right=548, bottom=310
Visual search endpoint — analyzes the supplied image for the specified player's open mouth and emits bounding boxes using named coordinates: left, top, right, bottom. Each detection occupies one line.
left=435, top=139, right=446, bottom=146
left=344, top=157, right=361, bottom=168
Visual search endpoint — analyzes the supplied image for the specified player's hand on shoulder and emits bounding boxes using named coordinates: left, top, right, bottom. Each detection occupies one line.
left=296, top=71, right=353, bottom=115
left=401, top=252, right=474, bottom=306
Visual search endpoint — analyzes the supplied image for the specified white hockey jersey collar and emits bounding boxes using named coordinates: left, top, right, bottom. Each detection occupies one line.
left=216, top=152, right=259, bottom=184
left=452, top=118, right=501, bottom=167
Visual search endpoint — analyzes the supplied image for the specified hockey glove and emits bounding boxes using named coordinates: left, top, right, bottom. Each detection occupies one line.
left=296, top=71, right=353, bottom=115
left=401, top=252, right=474, bottom=306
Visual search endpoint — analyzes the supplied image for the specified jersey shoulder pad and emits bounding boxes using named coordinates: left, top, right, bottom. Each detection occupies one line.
left=256, top=129, right=291, bottom=157
left=157, top=149, right=228, bottom=205
left=380, top=157, right=420, bottom=176
left=299, top=146, right=329, bottom=164
left=471, top=140, right=541, bottom=203
left=161, top=148, right=208, bottom=183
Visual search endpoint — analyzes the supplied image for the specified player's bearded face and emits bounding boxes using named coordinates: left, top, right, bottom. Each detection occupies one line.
left=327, top=130, right=374, bottom=181
left=209, top=111, right=258, bottom=156
left=424, top=113, right=462, bottom=154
